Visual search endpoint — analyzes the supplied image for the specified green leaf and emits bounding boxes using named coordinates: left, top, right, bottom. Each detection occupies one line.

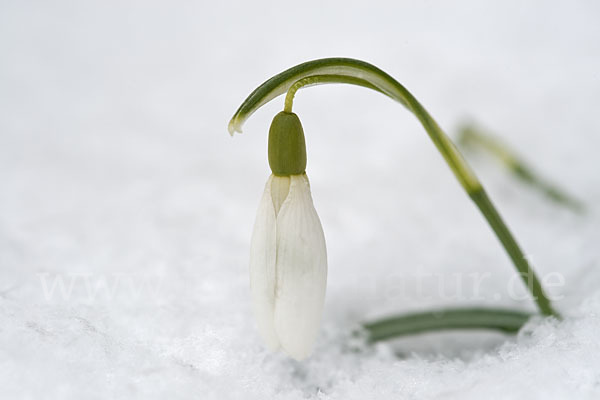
left=365, top=307, right=533, bottom=342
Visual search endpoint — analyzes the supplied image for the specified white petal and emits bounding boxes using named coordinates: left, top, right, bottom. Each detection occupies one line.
left=273, top=174, right=327, bottom=360
left=249, top=174, right=279, bottom=350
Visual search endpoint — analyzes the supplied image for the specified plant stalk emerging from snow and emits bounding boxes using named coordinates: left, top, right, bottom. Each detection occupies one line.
left=230, top=58, right=559, bottom=348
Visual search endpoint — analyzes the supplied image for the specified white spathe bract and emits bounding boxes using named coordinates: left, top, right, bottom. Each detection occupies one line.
left=249, top=173, right=327, bottom=360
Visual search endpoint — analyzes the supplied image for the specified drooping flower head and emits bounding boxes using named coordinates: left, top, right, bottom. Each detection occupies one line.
left=232, top=58, right=560, bottom=357
left=249, top=111, right=327, bottom=360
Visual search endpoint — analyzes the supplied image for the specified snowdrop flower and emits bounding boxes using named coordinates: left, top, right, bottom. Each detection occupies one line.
left=249, top=111, right=327, bottom=360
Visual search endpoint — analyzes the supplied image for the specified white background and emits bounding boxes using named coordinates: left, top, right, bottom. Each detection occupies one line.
left=1, top=1, right=599, bottom=398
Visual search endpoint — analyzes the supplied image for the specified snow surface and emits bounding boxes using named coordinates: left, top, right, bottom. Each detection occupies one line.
left=1, top=0, right=600, bottom=398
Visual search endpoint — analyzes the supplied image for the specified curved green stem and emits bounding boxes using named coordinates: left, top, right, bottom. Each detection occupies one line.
left=365, top=307, right=533, bottom=342
left=470, top=189, right=556, bottom=316
left=283, top=74, right=384, bottom=113
left=229, top=57, right=559, bottom=317
left=229, top=58, right=479, bottom=192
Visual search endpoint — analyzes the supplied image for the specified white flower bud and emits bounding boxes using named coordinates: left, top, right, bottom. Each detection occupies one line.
left=249, top=173, right=327, bottom=360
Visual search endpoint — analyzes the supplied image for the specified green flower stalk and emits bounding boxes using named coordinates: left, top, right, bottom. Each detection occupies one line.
left=231, top=58, right=559, bottom=349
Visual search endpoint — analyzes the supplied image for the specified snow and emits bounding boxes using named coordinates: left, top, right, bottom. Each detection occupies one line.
left=1, top=0, right=599, bottom=398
